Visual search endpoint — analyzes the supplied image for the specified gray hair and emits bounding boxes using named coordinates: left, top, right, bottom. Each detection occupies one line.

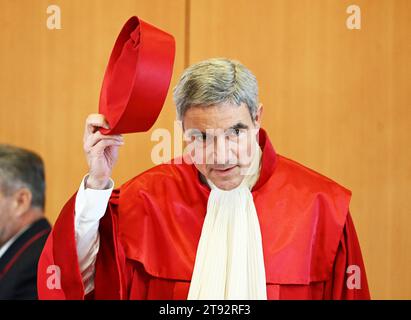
left=173, top=58, right=259, bottom=121
left=0, top=145, right=45, bottom=210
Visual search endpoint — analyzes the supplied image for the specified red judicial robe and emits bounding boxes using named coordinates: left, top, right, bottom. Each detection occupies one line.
left=38, top=129, right=370, bottom=300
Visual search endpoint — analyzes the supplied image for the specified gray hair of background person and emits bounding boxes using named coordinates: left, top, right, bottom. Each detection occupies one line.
left=0, top=145, right=45, bottom=210
left=173, top=58, right=259, bottom=121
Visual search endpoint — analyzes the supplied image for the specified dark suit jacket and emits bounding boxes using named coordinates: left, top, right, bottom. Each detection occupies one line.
left=0, top=218, right=51, bottom=299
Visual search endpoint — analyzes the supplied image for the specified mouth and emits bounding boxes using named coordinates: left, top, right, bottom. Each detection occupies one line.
left=211, top=165, right=237, bottom=176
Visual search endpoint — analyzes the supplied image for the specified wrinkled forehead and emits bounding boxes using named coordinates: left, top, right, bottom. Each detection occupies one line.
left=182, top=102, right=253, bottom=132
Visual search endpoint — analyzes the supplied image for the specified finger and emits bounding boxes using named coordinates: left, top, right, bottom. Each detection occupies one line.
left=85, top=135, right=124, bottom=152
left=92, top=139, right=124, bottom=155
left=92, top=132, right=123, bottom=142
left=84, top=134, right=124, bottom=152
left=85, top=114, right=110, bottom=135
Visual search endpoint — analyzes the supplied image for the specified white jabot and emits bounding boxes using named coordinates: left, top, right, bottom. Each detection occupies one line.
left=188, top=141, right=267, bottom=300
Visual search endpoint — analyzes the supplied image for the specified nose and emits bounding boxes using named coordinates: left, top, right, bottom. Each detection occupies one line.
left=214, top=134, right=228, bottom=165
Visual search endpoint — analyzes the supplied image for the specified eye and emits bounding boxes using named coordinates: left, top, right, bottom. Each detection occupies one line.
left=194, top=133, right=209, bottom=142
left=227, top=128, right=241, bottom=137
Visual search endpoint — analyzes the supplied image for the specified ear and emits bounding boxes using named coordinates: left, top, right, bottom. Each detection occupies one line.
left=254, top=104, right=263, bottom=130
left=12, top=188, right=32, bottom=217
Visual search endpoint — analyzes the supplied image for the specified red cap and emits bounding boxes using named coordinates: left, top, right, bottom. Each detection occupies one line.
left=98, top=16, right=176, bottom=135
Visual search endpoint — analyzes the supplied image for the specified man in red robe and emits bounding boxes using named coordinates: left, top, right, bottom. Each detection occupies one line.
left=38, top=58, right=370, bottom=300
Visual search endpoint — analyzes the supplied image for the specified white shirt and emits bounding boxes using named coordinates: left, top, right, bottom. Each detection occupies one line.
left=74, top=175, right=114, bottom=294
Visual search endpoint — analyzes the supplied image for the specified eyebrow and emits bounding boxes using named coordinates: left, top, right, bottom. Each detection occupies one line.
left=228, top=122, right=249, bottom=130
left=187, top=122, right=250, bottom=137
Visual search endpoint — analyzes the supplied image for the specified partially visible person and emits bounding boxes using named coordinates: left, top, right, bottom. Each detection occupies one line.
left=0, top=144, right=50, bottom=299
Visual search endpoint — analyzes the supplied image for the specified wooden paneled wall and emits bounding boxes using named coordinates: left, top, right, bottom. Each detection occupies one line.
left=0, top=0, right=409, bottom=299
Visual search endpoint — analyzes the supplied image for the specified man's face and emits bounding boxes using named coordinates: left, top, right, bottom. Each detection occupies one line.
left=0, top=188, right=16, bottom=245
left=183, top=102, right=262, bottom=190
